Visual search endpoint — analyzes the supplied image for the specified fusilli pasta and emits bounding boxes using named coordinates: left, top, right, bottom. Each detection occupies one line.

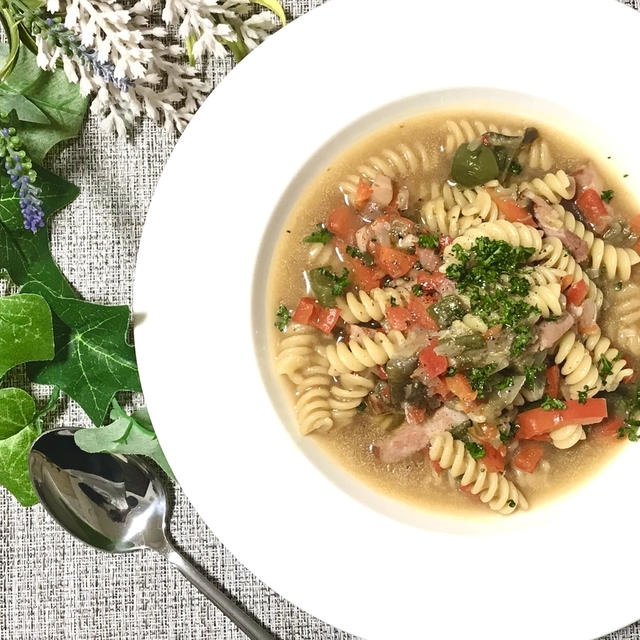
left=335, top=287, right=412, bottom=324
left=429, top=431, right=528, bottom=514
left=554, top=331, right=602, bottom=399
left=526, top=282, right=563, bottom=318
left=324, top=330, right=407, bottom=375
left=293, top=352, right=334, bottom=435
left=443, top=119, right=520, bottom=155
left=329, top=373, right=375, bottom=424
left=276, top=324, right=325, bottom=385
left=518, top=170, right=576, bottom=204
left=583, top=326, right=633, bottom=392
left=550, top=424, right=586, bottom=449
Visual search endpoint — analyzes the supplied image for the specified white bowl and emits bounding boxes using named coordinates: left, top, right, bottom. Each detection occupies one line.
left=134, top=1, right=640, bottom=638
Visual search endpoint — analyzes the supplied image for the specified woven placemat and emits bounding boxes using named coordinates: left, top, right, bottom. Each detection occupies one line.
left=1, top=0, right=638, bottom=638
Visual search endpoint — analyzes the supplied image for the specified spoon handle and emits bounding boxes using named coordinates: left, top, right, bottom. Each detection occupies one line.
left=164, top=543, right=278, bottom=640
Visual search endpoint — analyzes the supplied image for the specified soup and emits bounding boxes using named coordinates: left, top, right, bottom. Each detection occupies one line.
left=268, top=109, right=638, bottom=516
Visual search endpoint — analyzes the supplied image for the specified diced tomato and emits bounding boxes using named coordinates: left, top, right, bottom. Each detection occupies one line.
left=490, top=193, right=535, bottom=226
left=445, top=373, right=477, bottom=404
left=372, top=244, right=415, bottom=278
left=512, top=443, right=544, bottom=473
left=291, top=297, right=340, bottom=334
left=376, top=364, right=388, bottom=380
left=386, top=305, right=411, bottom=331
left=576, top=188, right=610, bottom=234
left=292, top=297, right=315, bottom=324
left=544, top=365, right=560, bottom=399
left=348, top=259, right=384, bottom=291
left=405, top=404, right=426, bottom=425
left=418, top=341, right=448, bottom=378
left=354, top=178, right=372, bottom=210
left=417, top=271, right=447, bottom=292
left=526, top=433, right=551, bottom=442
left=407, top=295, right=439, bottom=330
left=480, top=443, right=504, bottom=472
left=560, top=273, right=574, bottom=291
left=326, top=205, right=360, bottom=242
left=566, top=279, right=587, bottom=306
left=590, top=416, right=624, bottom=439
left=516, top=398, right=608, bottom=440
left=439, top=235, right=453, bottom=251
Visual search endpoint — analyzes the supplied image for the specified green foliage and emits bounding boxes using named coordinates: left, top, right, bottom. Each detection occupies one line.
left=74, top=401, right=174, bottom=480
left=0, top=293, right=54, bottom=378
left=0, top=46, right=88, bottom=161
left=23, top=284, right=142, bottom=426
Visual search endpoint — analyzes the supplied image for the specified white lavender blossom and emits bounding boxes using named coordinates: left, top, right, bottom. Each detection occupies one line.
left=34, top=0, right=282, bottom=135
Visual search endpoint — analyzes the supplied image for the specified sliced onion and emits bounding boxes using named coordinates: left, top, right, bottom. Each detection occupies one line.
left=371, top=174, right=393, bottom=206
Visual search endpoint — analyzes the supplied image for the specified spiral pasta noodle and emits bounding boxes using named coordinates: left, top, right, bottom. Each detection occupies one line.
left=276, top=324, right=325, bottom=385
left=293, top=352, right=334, bottom=435
left=538, top=237, right=604, bottom=309
left=338, top=141, right=431, bottom=203
left=583, top=326, right=633, bottom=392
left=443, top=119, right=520, bottom=155
left=335, top=287, right=412, bottom=324
left=325, top=330, right=407, bottom=375
left=519, top=138, right=554, bottom=171
left=525, top=265, right=566, bottom=286
left=554, top=331, right=602, bottom=399
left=610, top=283, right=640, bottom=357
left=429, top=431, right=528, bottom=515
left=526, top=282, right=563, bottom=318
left=420, top=200, right=480, bottom=239
left=518, top=170, right=576, bottom=204
left=550, top=424, right=586, bottom=449
left=428, top=183, right=499, bottom=224
left=329, top=373, right=375, bottom=424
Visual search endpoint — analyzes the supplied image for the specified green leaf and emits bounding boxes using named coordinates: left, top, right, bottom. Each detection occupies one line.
left=0, top=293, right=54, bottom=378
left=74, top=401, right=174, bottom=480
left=0, top=161, right=80, bottom=232
left=251, top=0, right=286, bottom=24
left=0, top=163, right=78, bottom=296
left=0, top=10, right=21, bottom=83
left=23, top=284, right=142, bottom=425
left=0, top=387, right=38, bottom=506
left=0, top=387, right=36, bottom=440
left=0, top=45, right=89, bottom=161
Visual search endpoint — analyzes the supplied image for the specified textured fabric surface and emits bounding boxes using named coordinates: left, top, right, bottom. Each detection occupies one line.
left=1, top=0, right=639, bottom=638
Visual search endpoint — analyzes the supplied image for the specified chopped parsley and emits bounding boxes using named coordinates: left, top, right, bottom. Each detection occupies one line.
left=418, top=233, right=438, bottom=249
left=356, top=401, right=367, bottom=412
left=508, top=161, right=522, bottom=175
left=495, top=376, right=514, bottom=391
left=389, top=296, right=398, bottom=307
left=577, top=386, right=590, bottom=404
left=444, top=366, right=457, bottom=377
left=445, top=238, right=538, bottom=356
left=465, top=442, right=486, bottom=459
left=617, top=386, right=640, bottom=441
left=499, top=422, right=519, bottom=444
left=411, top=284, right=422, bottom=297
left=600, top=189, right=614, bottom=203
left=540, top=395, right=566, bottom=410
left=615, top=282, right=623, bottom=291
left=468, top=364, right=496, bottom=398
left=599, top=354, right=613, bottom=380
left=346, top=245, right=374, bottom=266
left=507, top=499, right=516, bottom=508
left=303, top=223, right=332, bottom=244
left=523, top=363, right=544, bottom=390
left=274, top=304, right=290, bottom=332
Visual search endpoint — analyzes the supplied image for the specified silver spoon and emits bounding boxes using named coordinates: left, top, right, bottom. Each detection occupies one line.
left=28, top=427, right=277, bottom=640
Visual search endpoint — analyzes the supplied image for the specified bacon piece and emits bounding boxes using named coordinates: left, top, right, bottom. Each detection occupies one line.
left=374, top=406, right=468, bottom=463
left=536, top=313, right=575, bottom=351
left=416, top=248, right=442, bottom=271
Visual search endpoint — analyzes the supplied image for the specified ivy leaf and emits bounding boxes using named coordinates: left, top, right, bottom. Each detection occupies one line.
left=0, top=45, right=89, bottom=162
left=75, top=401, right=174, bottom=480
left=0, top=387, right=39, bottom=506
left=23, top=283, right=142, bottom=425
left=0, top=163, right=78, bottom=297
left=0, top=161, right=80, bottom=232
left=0, top=293, right=54, bottom=378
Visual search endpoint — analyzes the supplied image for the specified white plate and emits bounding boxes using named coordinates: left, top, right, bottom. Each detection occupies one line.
left=134, top=1, right=640, bottom=638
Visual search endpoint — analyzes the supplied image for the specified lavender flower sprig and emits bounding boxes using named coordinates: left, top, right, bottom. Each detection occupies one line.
left=0, top=126, right=44, bottom=233
left=25, top=12, right=134, bottom=92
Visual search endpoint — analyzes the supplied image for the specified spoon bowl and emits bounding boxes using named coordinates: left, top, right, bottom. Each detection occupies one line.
left=28, top=427, right=277, bottom=640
